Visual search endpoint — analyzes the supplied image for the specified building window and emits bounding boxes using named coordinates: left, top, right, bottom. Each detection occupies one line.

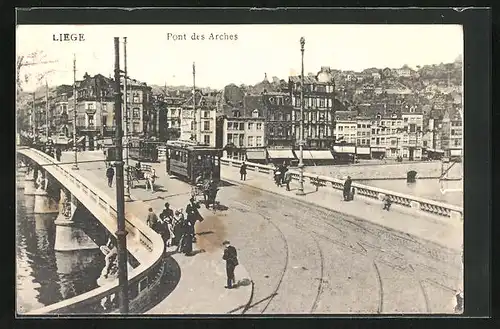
left=248, top=122, right=254, bottom=130
left=102, top=115, right=107, bottom=126
left=256, top=136, right=262, bottom=147
left=191, top=121, right=195, bottom=131
left=204, top=135, right=210, bottom=145
left=88, top=114, right=94, bottom=127
left=256, top=123, right=262, bottom=130
left=409, top=124, right=416, bottom=133
left=203, top=121, right=210, bottom=131
left=133, top=108, right=140, bottom=118
left=227, top=133, right=232, bottom=144
left=248, top=136, right=254, bottom=147
left=133, top=94, right=139, bottom=103
left=233, top=110, right=241, bottom=117
left=252, top=109, right=259, bottom=118
left=87, top=103, right=95, bottom=110
left=239, top=134, right=244, bottom=147
left=239, top=123, right=245, bottom=130
left=133, top=122, right=140, bottom=132
left=204, top=111, right=209, bottom=118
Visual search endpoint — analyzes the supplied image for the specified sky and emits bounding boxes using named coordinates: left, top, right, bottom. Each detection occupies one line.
left=16, top=24, right=463, bottom=91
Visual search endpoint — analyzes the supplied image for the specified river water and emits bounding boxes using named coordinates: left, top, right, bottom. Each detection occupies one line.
left=16, top=182, right=105, bottom=314
left=304, top=162, right=463, bottom=207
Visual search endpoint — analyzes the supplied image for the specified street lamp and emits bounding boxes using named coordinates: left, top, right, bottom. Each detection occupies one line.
left=72, top=54, right=79, bottom=170
left=296, top=37, right=306, bottom=196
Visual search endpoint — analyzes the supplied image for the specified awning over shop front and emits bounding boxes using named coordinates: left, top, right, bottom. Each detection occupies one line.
left=371, top=147, right=386, bottom=153
left=356, top=147, right=371, bottom=155
left=267, top=149, right=296, bottom=159
left=426, top=148, right=445, bottom=153
left=77, top=136, right=86, bottom=144
left=309, top=150, right=334, bottom=159
left=333, top=145, right=356, bottom=153
left=297, top=150, right=314, bottom=159
left=246, top=149, right=267, bottom=160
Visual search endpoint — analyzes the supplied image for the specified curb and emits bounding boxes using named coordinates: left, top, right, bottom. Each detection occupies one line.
left=222, top=175, right=461, bottom=253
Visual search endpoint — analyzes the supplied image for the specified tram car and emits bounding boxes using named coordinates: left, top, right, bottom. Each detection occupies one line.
left=165, top=140, right=222, bottom=185
left=128, top=138, right=160, bottom=163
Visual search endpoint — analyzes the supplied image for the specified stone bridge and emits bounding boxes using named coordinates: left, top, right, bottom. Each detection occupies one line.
left=17, top=147, right=164, bottom=314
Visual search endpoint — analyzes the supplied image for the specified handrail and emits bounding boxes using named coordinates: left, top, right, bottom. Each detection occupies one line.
left=220, top=158, right=463, bottom=220
left=18, top=148, right=165, bottom=314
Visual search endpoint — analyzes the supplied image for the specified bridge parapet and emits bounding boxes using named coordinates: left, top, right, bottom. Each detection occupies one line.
left=220, top=158, right=463, bottom=221
left=18, top=148, right=165, bottom=315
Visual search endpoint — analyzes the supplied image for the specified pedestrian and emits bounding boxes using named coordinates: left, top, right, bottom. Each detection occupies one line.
left=146, top=207, right=160, bottom=232
left=382, top=194, right=392, bottom=211
left=222, top=240, right=239, bottom=289
left=159, top=202, right=174, bottom=247
left=240, top=162, right=247, bottom=181
left=160, top=202, right=174, bottom=222
left=179, top=211, right=194, bottom=256
left=280, top=162, right=288, bottom=185
left=343, top=176, right=352, bottom=201
left=55, top=147, right=62, bottom=162
left=171, top=209, right=184, bottom=247
left=106, top=165, right=115, bottom=187
left=273, top=165, right=282, bottom=187
left=284, top=170, right=292, bottom=191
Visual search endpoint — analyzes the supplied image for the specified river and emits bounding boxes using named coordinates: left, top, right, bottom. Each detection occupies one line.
left=303, top=161, right=463, bottom=207
left=16, top=182, right=105, bottom=314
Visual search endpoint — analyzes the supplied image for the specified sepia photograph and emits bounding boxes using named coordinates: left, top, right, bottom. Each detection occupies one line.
left=16, top=22, right=464, bottom=316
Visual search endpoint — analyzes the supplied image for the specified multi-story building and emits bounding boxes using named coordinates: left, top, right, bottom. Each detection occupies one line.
left=120, top=77, right=156, bottom=138
left=370, top=113, right=404, bottom=159
left=400, top=112, right=424, bottom=160
left=334, top=111, right=357, bottom=144
left=155, top=95, right=184, bottom=142
left=355, top=117, right=372, bottom=158
left=287, top=66, right=337, bottom=150
left=222, top=116, right=266, bottom=163
left=440, top=107, right=463, bottom=158
left=180, top=90, right=217, bottom=147
left=261, top=91, right=294, bottom=148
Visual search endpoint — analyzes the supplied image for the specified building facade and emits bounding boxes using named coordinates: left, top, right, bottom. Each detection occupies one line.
left=121, top=77, right=155, bottom=138
left=155, top=95, right=184, bottom=142
left=440, top=107, right=463, bottom=158
left=287, top=66, right=337, bottom=149
left=222, top=116, right=266, bottom=162
left=180, top=90, right=217, bottom=147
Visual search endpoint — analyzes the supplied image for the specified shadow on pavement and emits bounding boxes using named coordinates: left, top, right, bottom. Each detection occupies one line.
left=219, top=180, right=236, bottom=187
left=140, top=256, right=181, bottom=313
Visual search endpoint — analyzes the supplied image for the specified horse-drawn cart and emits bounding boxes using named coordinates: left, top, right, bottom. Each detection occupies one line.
left=128, top=164, right=157, bottom=190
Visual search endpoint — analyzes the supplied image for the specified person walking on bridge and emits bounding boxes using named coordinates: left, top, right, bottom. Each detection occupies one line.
left=106, top=165, right=115, bottom=188
left=146, top=207, right=160, bottom=232
left=284, top=170, right=292, bottom=191
left=240, top=162, right=247, bottom=181
left=222, top=240, right=239, bottom=289
left=343, top=176, right=352, bottom=201
left=55, top=147, right=62, bottom=162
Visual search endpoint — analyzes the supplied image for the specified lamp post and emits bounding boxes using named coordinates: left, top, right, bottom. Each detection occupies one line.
left=296, top=37, right=306, bottom=196
left=123, top=37, right=131, bottom=201
left=113, top=37, right=129, bottom=314
left=72, top=54, right=79, bottom=170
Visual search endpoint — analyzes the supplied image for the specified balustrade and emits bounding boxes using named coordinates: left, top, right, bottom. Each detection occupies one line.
left=220, top=157, right=463, bottom=221
left=18, top=148, right=165, bottom=315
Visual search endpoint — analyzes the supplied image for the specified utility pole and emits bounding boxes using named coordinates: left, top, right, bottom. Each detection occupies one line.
left=72, top=54, right=79, bottom=170
left=32, top=92, right=36, bottom=138
left=123, top=37, right=131, bottom=201
left=45, top=80, right=49, bottom=142
left=113, top=37, right=129, bottom=314
left=296, top=37, right=306, bottom=196
left=193, top=62, right=197, bottom=143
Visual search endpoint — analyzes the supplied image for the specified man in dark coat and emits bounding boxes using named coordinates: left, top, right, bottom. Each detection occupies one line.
left=106, top=165, right=115, bottom=187
left=222, top=240, right=239, bottom=289
left=55, top=147, right=62, bottom=162
left=343, top=176, right=352, bottom=201
left=159, top=203, right=174, bottom=247
left=240, top=162, right=247, bottom=181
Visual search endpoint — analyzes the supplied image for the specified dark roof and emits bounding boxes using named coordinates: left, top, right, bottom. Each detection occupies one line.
left=289, top=75, right=322, bottom=84
left=335, top=111, right=357, bottom=121
left=243, top=95, right=265, bottom=111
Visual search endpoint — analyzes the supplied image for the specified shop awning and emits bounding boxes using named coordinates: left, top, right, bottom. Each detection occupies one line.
left=310, top=150, right=334, bottom=159
left=356, top=147, right=370, bottom=155
left=77, top=136, right=86, bottom=144
left=246, top=149, right=267, bottom=160
left=267, top=149, right=296, bottom=159
left=296, top=150, right=314, bottom=159
left=371, top=147, right=386, bottom=152
left=426, top=148, right=445, bottom=153
left=333, top=145, right=356, bottom=153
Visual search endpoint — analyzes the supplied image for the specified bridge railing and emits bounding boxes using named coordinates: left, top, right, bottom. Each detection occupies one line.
left=19, top=148, right=165, bottom=315
left=220, top=158, right=463, bottom=221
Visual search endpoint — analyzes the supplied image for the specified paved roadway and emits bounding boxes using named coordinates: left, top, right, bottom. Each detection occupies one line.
left=60, top=151, right=462, bottom=314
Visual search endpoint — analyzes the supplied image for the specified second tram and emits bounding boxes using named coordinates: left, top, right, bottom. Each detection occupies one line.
left=165, top=140, right=222, bottom=185
left=129, top=138, right=160, bottom=163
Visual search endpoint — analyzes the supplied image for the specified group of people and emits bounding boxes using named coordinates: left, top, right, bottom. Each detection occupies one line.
left=195, top=174, right=219, bottom=209
left=273, top=162, right=292, bottom=191
left=146, top=198, right=204, bottom=256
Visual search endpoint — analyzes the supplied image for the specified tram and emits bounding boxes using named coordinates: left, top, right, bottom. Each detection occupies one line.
left=128, top=138, right=160, bottom=163
left=165, top=140, right=222, bottom=185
